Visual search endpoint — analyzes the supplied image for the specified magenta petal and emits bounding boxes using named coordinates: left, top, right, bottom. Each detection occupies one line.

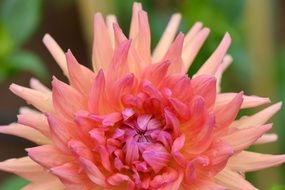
left=142, top=143, right=171, bottom=173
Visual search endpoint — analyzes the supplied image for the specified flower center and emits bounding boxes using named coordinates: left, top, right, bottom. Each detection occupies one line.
left=109, top=108, right=173, bottom=176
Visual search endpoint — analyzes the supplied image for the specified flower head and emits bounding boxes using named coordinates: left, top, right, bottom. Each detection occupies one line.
left=1, top=2, right=285, bottom=190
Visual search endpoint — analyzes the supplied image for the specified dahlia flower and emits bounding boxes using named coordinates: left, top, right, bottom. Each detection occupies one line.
left=0, top=2, right=284, bottom=190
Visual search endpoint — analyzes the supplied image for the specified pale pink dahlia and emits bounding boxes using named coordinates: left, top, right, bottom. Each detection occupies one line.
left=1, top=3, right=285, bottom=190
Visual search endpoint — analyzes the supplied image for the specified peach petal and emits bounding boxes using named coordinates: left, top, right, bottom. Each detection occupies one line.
left=214, top=55, right=232, bottom=92
left=10, top=83, right=53, bottom=113
left=184, top=22, right=203, bottom=46
left=152, top=13, right=181, bottom=62
left=18, top=112, right=50, bottom=137
left=215, top=169, right=258, bottom=190
left=0, top=157, right=50, bottom=181
left=29, top=78, right=50, bottom=93
left=228, top=151, right=285, bottom=172
left=231, top=102, right=282, bottom=129
left=196, top=33, right=231, bottom=76
left=0, top=123, right=51, bottom=145
left=222, top=124, right=272, bottom=152
left=92, top=13, right=113, bottom=71
left=106, top=14, right=117, bottom=48
left=254, top=133, right=278, bottom=144
left=43, top=34, right=68, bottom=77
left=216, top=93, right=271, bottom=109
left=129, top=2, right=142, bottom=39
left=182, top=28, right=210, bottom=71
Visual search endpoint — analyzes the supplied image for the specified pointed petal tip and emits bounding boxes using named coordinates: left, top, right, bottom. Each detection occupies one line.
left=9, top=83, right=23, bottom=94
left=42, top=33, right=52, bottom=44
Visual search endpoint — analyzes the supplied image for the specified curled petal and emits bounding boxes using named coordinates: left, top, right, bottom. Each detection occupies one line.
left=142, top=143, right=171, bottom=173
left=80, top=157, right=107, bottom=187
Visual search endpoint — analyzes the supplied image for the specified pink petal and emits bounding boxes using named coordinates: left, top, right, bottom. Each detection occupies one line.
left=163, top=32, right=185, bottom=73
left=192, top=75, right=216, bottom=108
left=79, top=157, right=107, bottom=187
left=66, top=50, right=95, bottom=96
left=142, top=143, right=171, bottom=173
left=215, top=92, right=243, bottom=129
left=27, top=145, right=72, bottom=168
left=52, top=77, right=85, bottom=118
left=113, top=23, right=128, bottom=47
left=107, top=173, right=135, bottom=190
left=108, top=40, right=131, bottom=81
left=88, top=69, right=106, bottom=114
left=125, top=136, right=139, bottom=165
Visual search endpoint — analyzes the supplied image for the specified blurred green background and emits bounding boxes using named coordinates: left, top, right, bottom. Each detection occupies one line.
left=0, top=0, right=285, bottom=189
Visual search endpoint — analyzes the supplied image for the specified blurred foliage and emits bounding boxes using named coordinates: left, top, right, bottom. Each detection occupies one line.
left=271, top=185, right=285, bottom=190
left=0, top=0, right=48, bottom=83
left=0, top=176, right=28, bottom=190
